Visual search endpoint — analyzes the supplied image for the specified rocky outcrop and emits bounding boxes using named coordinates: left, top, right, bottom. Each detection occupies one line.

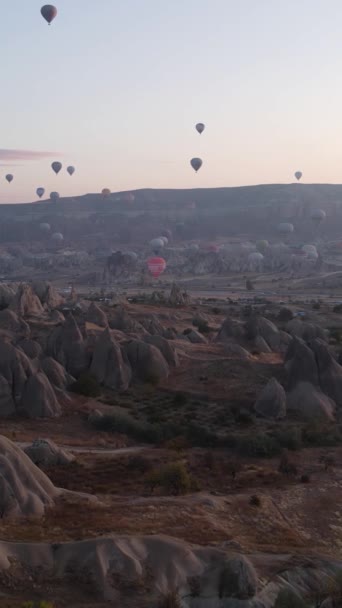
left=287, top=318, right=327, bottom=342
left=24, top=438, right=74, bottom=467
left=10, top=283, right=45, bottom=317
left=125, top=339, right=169, bottom=383
left=215, top=317, right=245, bottom=344
left=253, top=336, right=272, bottom=354
left=169, top=283, right=190, bottom=306
left=86, top=302, right=108, bottom=328
left=0, top=309, right=30, bottom=337
left=90, top=328, right=131, bottom=391
left=254, top=378, right=286, bottom=419
left=144, top=335, right=179, bottom=367
left=287, top=382, right=335, bottom=422
left=0, top=283, right=15, bottom=309
left=0, top=435, right=59, bottom=517
left=245, top=316, right=281, bottom=352
left=40, top=357, right=75, bottom=390
left=45, top=284, right=64, bottom=309
left=0, top=341, right=34, bottom=405
left=17, top=338, right=42, bottom=360
left=0, top=375, right=15, bottom=417
left=109, top=306, right=141, bottom=333
left=141, top=314, right=165, bottom=336
left=223, top=343, right=250, bottom=360
left=285, top=337, right=319, bottom=389
left=46, top=315, right=88, bottom=377
left=311, top=338, right=342, bottom=406
left=186, top=329, right=208, bottom=344
left=20, top=372, right=61, bottom=418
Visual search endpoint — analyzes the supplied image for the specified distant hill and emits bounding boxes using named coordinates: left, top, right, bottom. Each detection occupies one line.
left=0, top=184, right=341, bottom=247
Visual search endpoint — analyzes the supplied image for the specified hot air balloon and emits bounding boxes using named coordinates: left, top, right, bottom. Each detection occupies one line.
left=195, top=123, right=205, bottom=134
left=40, top=222, right=51, bottom=232
left=41, top=5, right=57, bottom=24
left=160, top=236, right=169, bottom=246
left=102, top=188, right=111, bottom=198
left=188, top=243, right=199, bottom=252
left=277, top=222, right=294, bottom=235
left=51, top=232, right=63, bottom=242
left=51, top=161, right=62, bottom=175
left=5, top=175, right=13, bottom=183
left=294, top=171, right=302, bottom=181
left=256, top=239, right=269, bottom=253
left=302, top=244, right=317, bottom=255
left=150, top=237, right=165, bottom=255
left=311, top=209, right=326, bottom=223
left=161, top=229, right=172, bottom=241
left=248, top=251, right=264, bottom=266
left=67, top=166, right=75, bottom=176
left=50, top=191, right=60, bottom=202
left=190, top=158, right=203, bottom=173
left=36, top=187, right=45, bottom=199
left=147, top=257, right=166, bottom=279
left=125, top=251, right=138, bottom=262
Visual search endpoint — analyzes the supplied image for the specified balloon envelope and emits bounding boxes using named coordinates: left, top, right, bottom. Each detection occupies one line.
left=41, top=5, right=57, bottom=24
left=147, top=257, right=166, bottom=279
left=294, top=171, right=302, bottom=181
left=5, top=174, right=13, bottom=183
left=50, top=191, right=60, bottom=202
left=161, top=229, right=172, bottom=241
left=195, top=123, right=205, bottom=134
left=277, top=222, right=294, bottom=235
left=190, top=158, right=203, bottom=172
left=67, top=166, right=75, bottom=176
left=40, top=222, right=51, bottom=232
left=102, top=188, right=111, bottom=198
left=51, top=161, right=62, bottom=175
left=36, top=187, right=45, bottom=199
left=150, top=238, right=165, bottom=254
left=256, top=239, right=269, bottom=253
left=51, top=232, right=63, bottom=242
left=248, top=252, right=264, bottom=262
left=311, top=209, right=326, bottom=222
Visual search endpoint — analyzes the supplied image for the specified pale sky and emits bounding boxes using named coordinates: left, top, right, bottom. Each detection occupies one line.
left=1, top=0, right=342, bottom=203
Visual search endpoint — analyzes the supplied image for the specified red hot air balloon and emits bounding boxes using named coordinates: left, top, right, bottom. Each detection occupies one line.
left=41, top=5, right=57, bottom=25
left=147, top=257, right=166, bottom=279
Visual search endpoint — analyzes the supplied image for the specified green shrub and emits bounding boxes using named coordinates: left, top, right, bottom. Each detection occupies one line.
left=22, top=602, right=55, bottom=608
left=90, top=412, right=162, bottom=443
left=173, top=392, right=188, bottom=407
left=237, top=433, right=280, bottom=458
left=274, top=588, right=308, bottom=608
left=145, top=462, right=197, bottom=496
left=273, top=427, right=302, bottom=451
left=249, top=494, right=261, bottom=507
left=70, top=372, right=101, bottom=397
left=185, top=423, right=218, bottom=447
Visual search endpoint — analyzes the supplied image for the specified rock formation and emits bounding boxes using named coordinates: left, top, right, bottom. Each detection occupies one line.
left=24, top=438, right=74, bottom=467
left=90, top=328, right=131, bottom=391
left=125, top=339, right=169, bottom=383
left=0, top=435, right=59, bottom=517
left=254, top=378, right=287, bottom=419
